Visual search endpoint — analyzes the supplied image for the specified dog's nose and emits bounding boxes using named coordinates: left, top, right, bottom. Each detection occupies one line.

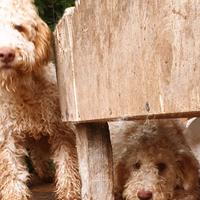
left=137, top=190, right=152, bottom=200
left=0, top=47, right=15, bottom=63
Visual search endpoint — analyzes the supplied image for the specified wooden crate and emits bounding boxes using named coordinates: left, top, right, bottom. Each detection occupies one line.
left=54, top=0, right=200, bottom=123
left=54, top=1, right=200, bottom=199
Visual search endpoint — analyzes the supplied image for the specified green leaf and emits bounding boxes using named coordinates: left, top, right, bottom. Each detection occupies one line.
left=35, top=0, right=75, bottom=30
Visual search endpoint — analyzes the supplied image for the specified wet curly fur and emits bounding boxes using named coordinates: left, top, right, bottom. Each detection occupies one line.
left=110, top=119, right=200, bottom=200
left=0, top=0, right=80, bottom=199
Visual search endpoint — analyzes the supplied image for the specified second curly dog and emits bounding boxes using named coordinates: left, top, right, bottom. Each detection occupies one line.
left=110, top=119, right=200, bottom=200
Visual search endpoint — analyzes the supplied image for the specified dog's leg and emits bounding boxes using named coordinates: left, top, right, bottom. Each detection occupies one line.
left=0, top=134, right=30, bottom=200
left=50, top=128, right=81, bottom=200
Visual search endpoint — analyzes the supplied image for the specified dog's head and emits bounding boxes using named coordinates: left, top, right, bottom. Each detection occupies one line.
left=113, top=120, right=199, bottom=200
left=0, top=0, right=51, bottom=90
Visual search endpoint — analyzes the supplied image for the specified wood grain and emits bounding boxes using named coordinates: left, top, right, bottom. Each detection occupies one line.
left=75, top=123, right=114, bottom=200
left=54, top=0, right=200, bottom=122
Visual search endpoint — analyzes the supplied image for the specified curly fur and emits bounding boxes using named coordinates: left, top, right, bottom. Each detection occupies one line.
left=0, top=0, right=80, bottom=199
left=110, top=119, right=200, bottom=200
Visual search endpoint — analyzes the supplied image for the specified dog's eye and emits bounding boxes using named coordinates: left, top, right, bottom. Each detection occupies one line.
left=175, top=185, right=183, bottom=190
left=156, top=162, right=167, bottom=173
left=133, top=161, right=141, bottom=170
left=14, top=25, right=26, bottom=33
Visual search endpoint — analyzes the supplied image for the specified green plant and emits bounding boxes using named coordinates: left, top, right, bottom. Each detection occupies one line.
left=35, top=0, right=75, bottom=30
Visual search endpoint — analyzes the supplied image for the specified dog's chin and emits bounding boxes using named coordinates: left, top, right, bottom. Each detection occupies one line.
left=0, top=65, right=18, bottom=76
left=0, top=64, right=13, bottom=69
left=0, top=63, right=35, bottom=92
left=0, top=62, right=31, bottom=74
left=0, top=66, right=18, bottom=90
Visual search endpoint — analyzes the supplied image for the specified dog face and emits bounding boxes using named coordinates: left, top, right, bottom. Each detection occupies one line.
left=0, top=0, right=51, bottom=89
left=113, top=120, right=199, bottom=200
left=118, top=142, right=178, bottom=200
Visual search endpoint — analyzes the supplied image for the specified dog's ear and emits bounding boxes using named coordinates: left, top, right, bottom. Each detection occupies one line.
left=114, top=162, right=130, bottom=198
left=34, top=18, right=52, bottom=67
left=176, top=150, right=199, bottom=191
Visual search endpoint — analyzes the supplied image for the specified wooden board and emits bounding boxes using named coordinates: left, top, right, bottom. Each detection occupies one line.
left=54, top=0, right=200, bottom=122
left=75, top=123, right=114, bottom=200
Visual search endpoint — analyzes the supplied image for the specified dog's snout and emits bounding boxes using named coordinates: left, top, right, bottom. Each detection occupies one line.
left=137, top=190, right=152, bottom=200
left=0, top=47, right=15, bottom=64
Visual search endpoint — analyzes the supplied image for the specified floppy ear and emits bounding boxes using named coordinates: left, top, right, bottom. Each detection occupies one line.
left=114, top=162, right=130, bottom=200
left=34, top=18, right=52, bottom=67
left=176, top=150, right=199, bottom=191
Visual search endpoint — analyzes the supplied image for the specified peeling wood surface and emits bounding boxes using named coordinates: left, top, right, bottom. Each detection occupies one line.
left=54, top=0, right=200, bottom=122
left=75, top=123, right=114, bottom=200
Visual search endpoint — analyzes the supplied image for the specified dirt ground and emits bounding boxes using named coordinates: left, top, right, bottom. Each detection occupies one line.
left=31, top=184, right=55, bottom=200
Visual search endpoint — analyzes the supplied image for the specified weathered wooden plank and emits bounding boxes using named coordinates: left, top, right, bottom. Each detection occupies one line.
left=54, top=0, right=200, bottom=122
left=75, top=123, right=114, bottom=200
left=54, top=7, right=78, bottom=120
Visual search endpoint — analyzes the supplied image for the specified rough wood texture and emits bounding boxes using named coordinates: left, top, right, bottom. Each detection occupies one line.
left=54, top=0, right=200, bottom=122
left=75, top=123, right=114, bottom=200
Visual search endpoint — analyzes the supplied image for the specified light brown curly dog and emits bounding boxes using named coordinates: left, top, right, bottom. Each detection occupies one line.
left=110, top=119, right=200, bottom=200
left=0, top=0, right=80, bottom=199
